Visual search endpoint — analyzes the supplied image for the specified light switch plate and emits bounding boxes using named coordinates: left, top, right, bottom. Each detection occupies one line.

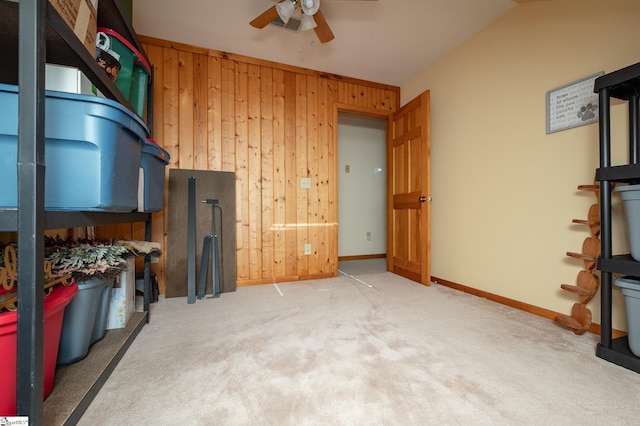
left=300, top=177, right=311, bottom=189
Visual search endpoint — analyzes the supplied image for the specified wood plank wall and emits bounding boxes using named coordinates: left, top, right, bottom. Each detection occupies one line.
left=97, top=36, right=400, bottom=292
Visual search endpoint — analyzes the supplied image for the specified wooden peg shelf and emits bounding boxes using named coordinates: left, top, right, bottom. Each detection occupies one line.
left=560, top=270, right=599, bottom=304
left=571, top=204, right=601, bottom=236
left=556, top=303, right=592, bottom=335
left=556, top=183, right=602, bottom=334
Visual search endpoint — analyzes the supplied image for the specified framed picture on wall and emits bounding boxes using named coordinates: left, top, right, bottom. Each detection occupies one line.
left=546, top=72, right=604, bottom=134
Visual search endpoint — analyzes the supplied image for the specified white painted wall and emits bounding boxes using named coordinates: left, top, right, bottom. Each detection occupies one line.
left=338, top=113, right=387, bottom=257
left=401, top=0, right=640, bottom=331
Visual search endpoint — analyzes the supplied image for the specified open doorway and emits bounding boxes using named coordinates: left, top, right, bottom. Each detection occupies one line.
left=337, top=112, right=387, bottom=262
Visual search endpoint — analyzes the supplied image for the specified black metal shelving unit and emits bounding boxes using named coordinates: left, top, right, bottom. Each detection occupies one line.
left=595, top=61, right=640, bottom=373
left=1, top=0, right=154, bottom=422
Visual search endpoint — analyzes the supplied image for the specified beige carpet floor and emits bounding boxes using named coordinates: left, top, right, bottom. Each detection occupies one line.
left=79, top=268, right=640, bottom=425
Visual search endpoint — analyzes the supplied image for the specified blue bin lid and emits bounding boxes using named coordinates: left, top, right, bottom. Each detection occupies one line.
left=142, top=138, right=170, bottom=164
left=0, top=82, right=150, bottom=140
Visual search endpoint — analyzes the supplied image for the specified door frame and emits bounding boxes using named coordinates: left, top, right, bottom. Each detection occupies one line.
left=332, top=103, right=394, bottom=275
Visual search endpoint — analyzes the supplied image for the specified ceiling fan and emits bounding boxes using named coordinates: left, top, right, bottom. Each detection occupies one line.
left=250, top=0, right=376, bottom=44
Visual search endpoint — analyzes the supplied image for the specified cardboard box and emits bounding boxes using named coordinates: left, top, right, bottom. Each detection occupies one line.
left=49, top=0, right=98, bottom=54
left=106, top=258, right=135, bottom=329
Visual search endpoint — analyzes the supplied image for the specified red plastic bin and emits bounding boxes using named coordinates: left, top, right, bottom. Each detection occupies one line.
left=0, top=283, right=78, bottom=416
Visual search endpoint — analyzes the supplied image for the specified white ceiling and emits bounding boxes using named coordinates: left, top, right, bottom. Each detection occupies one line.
left=131, top=0, right=520, bottom=87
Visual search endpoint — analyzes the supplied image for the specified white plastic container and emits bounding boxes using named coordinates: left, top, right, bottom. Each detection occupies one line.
left=106, top=258, right=136, bottom=329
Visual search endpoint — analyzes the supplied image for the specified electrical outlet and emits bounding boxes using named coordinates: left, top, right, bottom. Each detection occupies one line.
left=366, top=231, right=371, bottom=241
left=304, top=243, right=312, bottom=255
left=300, top=177, right=311, bottom=189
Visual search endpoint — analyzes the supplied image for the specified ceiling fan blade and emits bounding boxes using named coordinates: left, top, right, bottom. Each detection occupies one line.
left=313, top=9, right=334, bottom=43
left=250, top=4, right=280, bottom=29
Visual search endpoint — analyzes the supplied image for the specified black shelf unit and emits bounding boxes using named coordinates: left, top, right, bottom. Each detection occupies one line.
left=1, top=0, right=154, bottom=421
left=595, top=61, right=640, bottom=373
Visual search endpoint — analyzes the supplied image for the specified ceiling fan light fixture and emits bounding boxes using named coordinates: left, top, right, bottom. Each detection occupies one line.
left=301, top=0, right=320, bottom=16
left=276, top=0, right=296, bottom=23
left=300, top=13, right=317, bottom=31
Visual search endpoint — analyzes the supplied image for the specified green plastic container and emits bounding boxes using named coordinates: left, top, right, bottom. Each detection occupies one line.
left=96, top=28, right=134, bottom=98
left=96, top=27, right=151, bottom=117
left=130, top=61, right=150, bottom=118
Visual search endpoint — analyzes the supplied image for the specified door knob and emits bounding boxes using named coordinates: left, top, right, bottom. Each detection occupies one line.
left=419, top=196, right=427, bottom=203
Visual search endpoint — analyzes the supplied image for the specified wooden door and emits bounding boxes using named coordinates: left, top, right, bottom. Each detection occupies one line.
left=387, top=90, right=431, bottom=285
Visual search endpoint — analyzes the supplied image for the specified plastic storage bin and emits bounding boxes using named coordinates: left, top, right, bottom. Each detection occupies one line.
left=0, top=283, right=78, bottom=416
left=616, top=184, right=640, bottom=262
left=129, top=62, right=150, bottom=118
left=90, top=278, right=115, bottom=344
left=140, top=139, right=170, bottom=212
left=57, top=277, right=113, bottom=366
left=96, top=27, right=134, bottom=98
left=0, top=83, right=149, bottom=211
left=615, top=276, right=640, bottom=357
left=96, top=27, right=151, bottom=118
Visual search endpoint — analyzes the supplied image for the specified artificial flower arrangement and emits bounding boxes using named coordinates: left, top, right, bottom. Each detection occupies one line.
left=45, top=236, right=132, bottom=283
left=0, top=237, right=131, bottom=312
